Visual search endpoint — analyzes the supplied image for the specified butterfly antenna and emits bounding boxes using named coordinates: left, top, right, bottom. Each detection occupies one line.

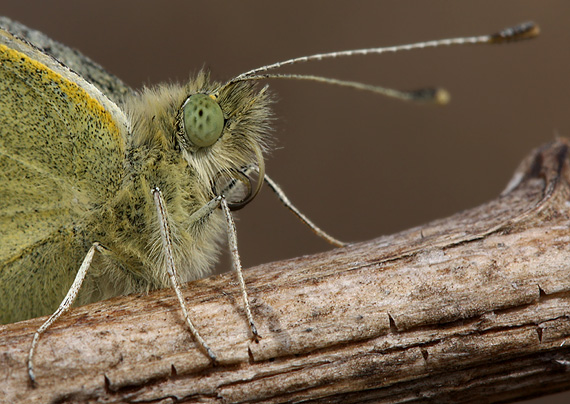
left=220, top=22, right=539, bottom=105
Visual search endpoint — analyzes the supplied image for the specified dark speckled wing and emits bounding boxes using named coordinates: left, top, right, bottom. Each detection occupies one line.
left=0, top=17, right=133, bottom=104
left=0, top=22, right=130, bottom=322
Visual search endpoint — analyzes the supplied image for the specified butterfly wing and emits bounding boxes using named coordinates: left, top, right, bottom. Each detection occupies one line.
left=0, top=26, right=130, bottom=322
left=0, top=16, right=133, bottom=104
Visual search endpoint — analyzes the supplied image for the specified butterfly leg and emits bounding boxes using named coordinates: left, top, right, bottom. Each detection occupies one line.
left=263, top=173, right=347, bottom=247
left=28, top=242, right=103, bottom=386
left=153, top=188, right=261, bottom=355
left=218, top=195, right=261, bottom=342
left=152, top=188, right=218, bottom=364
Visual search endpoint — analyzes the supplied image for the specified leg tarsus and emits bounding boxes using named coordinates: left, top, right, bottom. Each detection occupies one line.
left=27, top=242, right=100, bottom=385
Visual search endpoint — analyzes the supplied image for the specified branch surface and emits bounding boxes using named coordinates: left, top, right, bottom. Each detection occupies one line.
left=2, top=140, right=570, bottom=403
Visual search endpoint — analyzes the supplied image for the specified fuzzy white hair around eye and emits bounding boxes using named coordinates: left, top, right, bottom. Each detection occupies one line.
left=124, top=71, right=274, bottom=190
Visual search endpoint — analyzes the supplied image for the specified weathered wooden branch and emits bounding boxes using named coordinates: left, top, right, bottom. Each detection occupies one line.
left=2, top=139, right=570, bottom=403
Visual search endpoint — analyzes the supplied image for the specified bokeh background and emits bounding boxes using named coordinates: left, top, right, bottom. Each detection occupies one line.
left=3, top=1, right=569, bottom=402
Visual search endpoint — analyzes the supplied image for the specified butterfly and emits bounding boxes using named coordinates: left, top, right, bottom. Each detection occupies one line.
left=0, top=16, right=539, bottom=383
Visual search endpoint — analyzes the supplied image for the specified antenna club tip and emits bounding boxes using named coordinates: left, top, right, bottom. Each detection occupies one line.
left=489, top=21, right=540, bottom=44
left=434, top=88, right=451, bottom=105
left=408, top=88, right=450, bottom=105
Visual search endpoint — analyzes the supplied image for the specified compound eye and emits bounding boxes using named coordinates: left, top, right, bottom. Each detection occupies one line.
left=182, top=93, right=224, bottom=147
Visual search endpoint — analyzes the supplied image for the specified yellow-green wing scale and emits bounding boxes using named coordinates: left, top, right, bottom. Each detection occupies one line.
left=0, top=17, right=133, bottom=104
left=0, top=28, right=129, bottom=322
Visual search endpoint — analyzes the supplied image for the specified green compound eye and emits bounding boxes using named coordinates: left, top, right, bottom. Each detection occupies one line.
left=182, top=93, right=224, bottom=147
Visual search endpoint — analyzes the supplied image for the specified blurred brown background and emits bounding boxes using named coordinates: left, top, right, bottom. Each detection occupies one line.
left=3, top=1, right=569, bottom=402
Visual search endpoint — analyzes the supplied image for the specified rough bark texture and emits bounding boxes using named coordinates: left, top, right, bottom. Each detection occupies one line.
left=2, top=139, right=570, bottom=403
